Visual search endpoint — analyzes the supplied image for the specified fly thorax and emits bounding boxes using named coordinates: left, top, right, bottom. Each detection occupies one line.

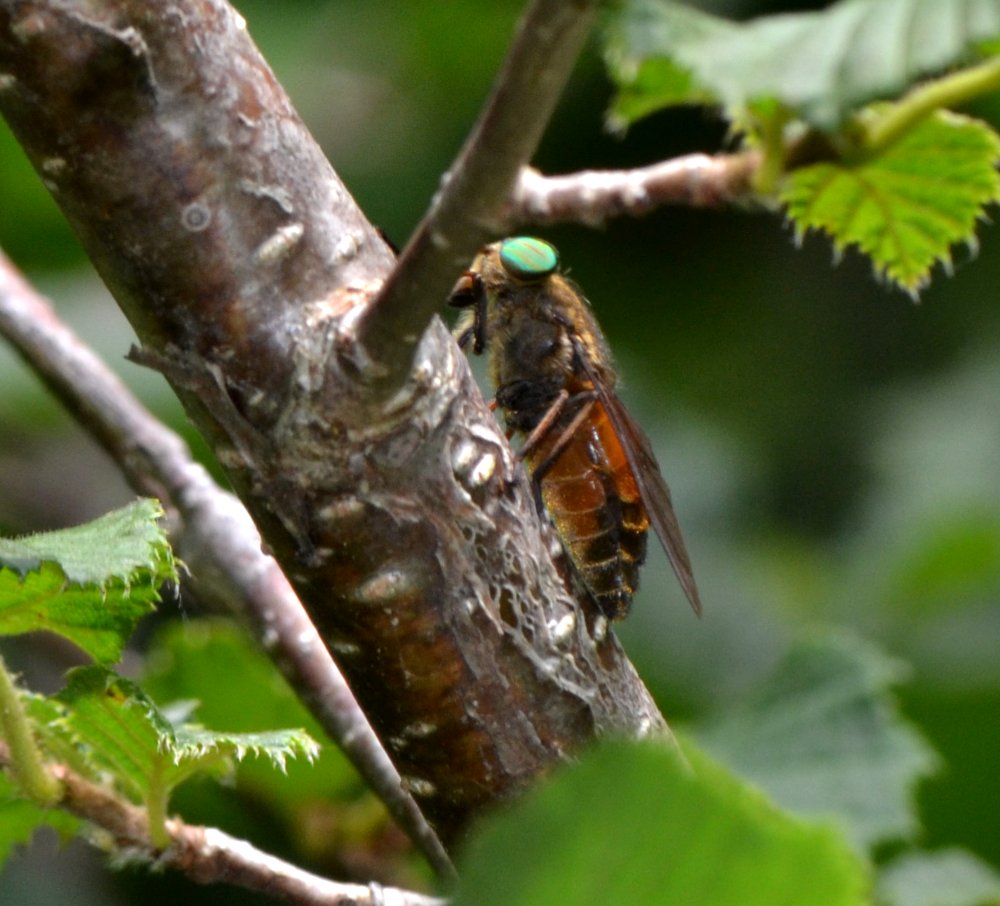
left=493, top=313, right=570, bottom=381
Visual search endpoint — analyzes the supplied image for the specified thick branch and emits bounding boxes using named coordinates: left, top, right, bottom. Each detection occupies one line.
left=358, top=0, right=599, bottom=393
left=0, top=0, right=670, bottom=848
left=509, top=153, right=762, bottom=226
left=0, top=250, right=454, bottom=881
left=0, top=741, right=444, bottom=906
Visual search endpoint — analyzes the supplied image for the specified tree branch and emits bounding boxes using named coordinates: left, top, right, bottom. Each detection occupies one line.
left=0, top=249, right=455, bottom=881
left=0, top=0, right=671, bottom=848
left=508, top=152, right=762, bottom=226
left=0, top=741, right=445, bottom=906
left=358, top=0, right=600, bottom=393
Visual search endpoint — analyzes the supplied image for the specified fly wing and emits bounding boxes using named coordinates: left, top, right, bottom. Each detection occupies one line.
left=572, top=337, right=702, bottom=615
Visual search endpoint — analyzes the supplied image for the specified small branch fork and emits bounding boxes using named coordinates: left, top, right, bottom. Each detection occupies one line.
left=359, top=0, right=602, bottom=392
left=0, top=250, right=454, bottom=883
left=360, top=0, right=762, bottom=395
left=0, top=741, right=445, bottom=906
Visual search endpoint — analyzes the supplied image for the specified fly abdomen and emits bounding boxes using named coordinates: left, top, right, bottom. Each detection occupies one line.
left=567, top=495, right=648, bottom=620
left=528, top=407, right=651, bottom=620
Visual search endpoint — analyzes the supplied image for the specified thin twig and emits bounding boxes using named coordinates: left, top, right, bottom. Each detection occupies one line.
left=508, top=153, right=762, bottom=226
left=358, top=0, right=600, bottom=392
left=0, top=250, right=455, bottom=882
left=0, top=741, right=445, bottom=906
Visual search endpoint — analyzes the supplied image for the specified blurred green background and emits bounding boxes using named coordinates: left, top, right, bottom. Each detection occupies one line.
left=1, top=0, right=998, bottom=902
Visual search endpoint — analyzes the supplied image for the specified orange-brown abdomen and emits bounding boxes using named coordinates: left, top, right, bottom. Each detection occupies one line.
left=526, top=401, right=649, bottom=619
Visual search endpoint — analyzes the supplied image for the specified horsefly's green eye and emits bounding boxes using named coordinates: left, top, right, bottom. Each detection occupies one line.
left=498, top=237, right=559, bottom=282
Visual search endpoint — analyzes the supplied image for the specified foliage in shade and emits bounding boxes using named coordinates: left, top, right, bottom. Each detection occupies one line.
left=602, top=0, right=1000, bottom=294
left=20, top=693, right=96, bottom=782
left=0, top=502, right=318, bottom=862
left=0, top=499, right=176, bottom=664
left=781, top=111, right=1000, bottom=293
left=603, top=1, right=718, bottom=128
left=605, top=0, right=1000, bottom=130
left=137, top=621, right=399, bottom=868
left=454, top=739, right=868, bottom=906
left=878, top=510, right=1000, bottom=617
left=0, top=772, right=79, bottom=867
left=696, top=632, right=939, bottom=850
left=0, top=664, right=320, bottom=867
left=877, top=849, right=1000, bottom=906
left=46, top=666, right=319, bottom=809
left=140, top=620, right=362, bottom=803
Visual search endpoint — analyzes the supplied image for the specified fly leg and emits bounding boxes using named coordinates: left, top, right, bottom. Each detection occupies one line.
left=485, top=398, right=517, bottom=441
left=447, top=271, right=488, bottom=354
left=515, top=388, right=598, bottom=513
left=521, top=392, right=596, bottom=473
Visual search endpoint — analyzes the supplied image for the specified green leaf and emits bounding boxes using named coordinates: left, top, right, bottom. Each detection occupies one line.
left=0, top=772, right=79, bottom=870
left=455, top=739, right=868, bottom=906
left=605, top=57, right=709, bottom=131
left=171, top=725, right=321, bottom=776
left=142, top=620, right=317, bottom=735
left=0, top=565, right=157, bottom=665
left=603, top=2, right=722, bottom=129
left=20, top=692, right=96, bottom=781
left=605, top=0, right=1000, bottom=129
left=0, top=499, right=173, bottom=585
left=54, top=667, right=201, bottom=806
left=781, top=110, right=1000, bottom=294
left=878, top=849, right=1000, bottom=906
left=141, top=620, right=360, bottom=803
left=51, top=665, right=318, bottom=842
left=697, top=632, right=939, bottom=850
left=0, top=797, right=51, bottom=867
left=881, top=510, right=1000, bottom=616
left=0, top=499, right=176, bottom=663
left=139, top=621, right=382, bottom=857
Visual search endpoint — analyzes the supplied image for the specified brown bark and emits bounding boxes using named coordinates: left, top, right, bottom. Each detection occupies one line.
left=0, top=0, right=668, bottom=848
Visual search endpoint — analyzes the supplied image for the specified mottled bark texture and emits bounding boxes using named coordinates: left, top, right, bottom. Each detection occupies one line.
left=0, top=0, right=667, bottom=847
